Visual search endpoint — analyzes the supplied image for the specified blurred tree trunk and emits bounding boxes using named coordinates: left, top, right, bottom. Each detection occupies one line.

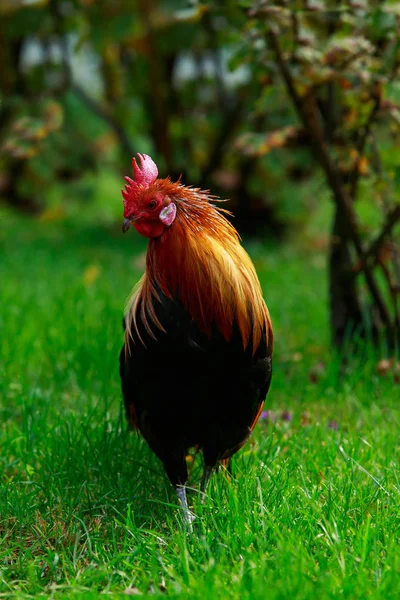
left=329, top=208, right=365, bottom=346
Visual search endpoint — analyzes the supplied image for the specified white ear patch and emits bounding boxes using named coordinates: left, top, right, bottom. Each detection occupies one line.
left=159, top=202, right=176, bottom=226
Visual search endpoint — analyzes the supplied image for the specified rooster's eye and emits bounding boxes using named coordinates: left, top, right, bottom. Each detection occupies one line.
left=148, top=200, right=157, bottom=210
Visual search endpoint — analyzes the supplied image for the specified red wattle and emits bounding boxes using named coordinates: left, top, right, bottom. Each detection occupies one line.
left=134, top=220, right=165, bottom=239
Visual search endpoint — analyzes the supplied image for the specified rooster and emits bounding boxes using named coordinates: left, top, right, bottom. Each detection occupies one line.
left=119, top=154, right=273, bottom=524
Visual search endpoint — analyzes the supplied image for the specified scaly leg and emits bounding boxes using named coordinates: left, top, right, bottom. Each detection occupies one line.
left=162, top=452, right=194, bottom=529
left=200, top=465, right=214, bottom=504
left=175, top=485, right=195, bottom=530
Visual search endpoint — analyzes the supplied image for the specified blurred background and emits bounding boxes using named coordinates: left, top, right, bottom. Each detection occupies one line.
left=1, top=0, right=400, bottom=363
left=1, top=0, right=304, bottom=232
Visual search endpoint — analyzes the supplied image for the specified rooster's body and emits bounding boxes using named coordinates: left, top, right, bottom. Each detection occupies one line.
left=119, top=154, right=273, bottom=521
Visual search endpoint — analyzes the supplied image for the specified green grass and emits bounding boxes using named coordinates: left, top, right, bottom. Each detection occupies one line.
left=0, top=209, right=399, bottom=599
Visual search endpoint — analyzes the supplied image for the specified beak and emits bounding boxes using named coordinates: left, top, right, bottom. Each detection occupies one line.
left=122, top=217, right=133, bottom=233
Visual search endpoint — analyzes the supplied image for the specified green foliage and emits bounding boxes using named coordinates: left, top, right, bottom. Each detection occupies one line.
left=3, top=100, right=63, bottom=160
left=0, top=0, right=317, bottom=229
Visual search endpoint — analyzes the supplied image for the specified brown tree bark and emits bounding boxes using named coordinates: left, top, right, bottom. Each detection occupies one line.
left=329, top=208, right=365, bottom=346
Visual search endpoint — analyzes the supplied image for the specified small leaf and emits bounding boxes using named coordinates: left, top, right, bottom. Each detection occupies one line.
left=309, top=361, right=326, bottom=383
left=39, top=206, right=66, bottom=223
left=338, top=77, right=353, bottom=89
left=383, top=2, right=400, bottom=16
left=134, top=252, right=147, bottom=270
left=248, top=4, right=291, bottom=26
left=376, top=358, right=393, bottom=375
left=295, top=47, right=323, bottom=64
left=348, top=0, right=368, bottom=8
left=301, top=412, right=312, bottom=426
left=323, top=36, right=374, bottom=67
left=174, top=5, right=209, bottom=23
left=236, top=126, right=306, bottom=157
left=306, top=0, right=325, bottom=11
left=83, top=264, right=101, bottom=286
left=357, top=156, right=369, bottom=175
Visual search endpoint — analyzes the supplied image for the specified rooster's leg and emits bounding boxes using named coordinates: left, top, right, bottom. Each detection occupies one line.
left=163, top=454, right=194, bottom=529
left=200, top=465, right=214, bottom=504
left=175, top=485, right=195, bottom=529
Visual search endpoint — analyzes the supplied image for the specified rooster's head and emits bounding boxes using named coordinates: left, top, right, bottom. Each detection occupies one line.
left=121, top=154, right=176, bottom=238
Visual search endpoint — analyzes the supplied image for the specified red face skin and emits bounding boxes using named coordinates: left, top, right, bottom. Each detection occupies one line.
left=126, top=192, right=166, bottom=239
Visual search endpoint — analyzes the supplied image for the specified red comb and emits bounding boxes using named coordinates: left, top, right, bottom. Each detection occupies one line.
left=122, top=153, right=158, bottom=216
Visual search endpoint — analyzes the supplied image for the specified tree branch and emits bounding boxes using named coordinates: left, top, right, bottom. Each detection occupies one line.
left=352, top=205, right=400, bottom=275
left=379, top=259, right=400, bottom=344
left=349, top=90, right=381, bottom=200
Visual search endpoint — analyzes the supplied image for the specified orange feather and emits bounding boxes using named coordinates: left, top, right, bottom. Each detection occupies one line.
left=125, top=180, right=272, bottom=355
